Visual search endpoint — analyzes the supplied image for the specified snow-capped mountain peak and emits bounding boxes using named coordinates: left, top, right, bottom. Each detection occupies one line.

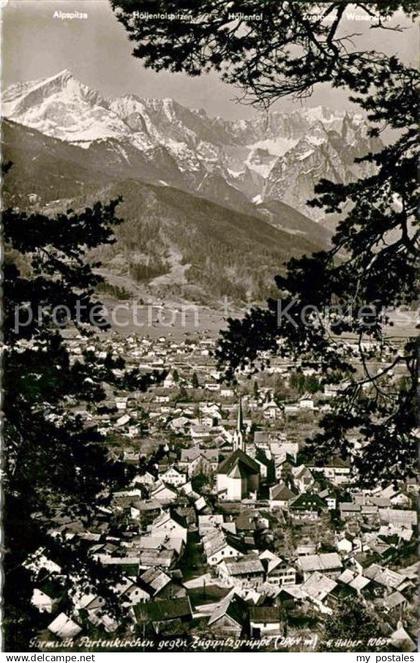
left=2, top=70, right=376, bottom=219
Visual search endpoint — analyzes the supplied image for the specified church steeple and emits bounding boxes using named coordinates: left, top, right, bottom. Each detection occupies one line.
left=233, top=398, right=245, bottom=452
left=237, top=397, right=244, bottom=432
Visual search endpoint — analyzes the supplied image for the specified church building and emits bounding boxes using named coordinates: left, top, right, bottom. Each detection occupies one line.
left=216, top=400, right=260, bottom=501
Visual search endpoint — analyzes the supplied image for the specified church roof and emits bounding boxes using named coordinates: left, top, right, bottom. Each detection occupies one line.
left=217, top=449, right=259, bottom=476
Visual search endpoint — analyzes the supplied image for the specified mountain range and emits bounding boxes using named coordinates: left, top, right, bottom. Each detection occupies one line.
left=2, top=119, right=323, bottom=303
left=1, top=70, right=379, bottom=303
left=2, top=70, right=380, bottom=220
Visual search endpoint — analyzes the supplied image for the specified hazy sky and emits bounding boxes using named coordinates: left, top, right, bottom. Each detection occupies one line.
left=2, top=0, right=417, bottom=120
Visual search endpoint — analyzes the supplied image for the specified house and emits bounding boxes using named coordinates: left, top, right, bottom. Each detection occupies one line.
left=132, top=471, right=156, bottom=487
left=268, top=563, right=297, bottom=587
left=309, top=458, right=351, bottom=485
left=260, top=551, right=297, bottom=587
left=397, top=562, right=418, bottom=583
left=198, top=514, right=224, bottom=535
left=283, top=404, right=299, bottom=415
left=383, top=591, right=408, bottom=613
left=270, top=441, right=299, bottom=466
left=235, top=511, right=259, bottom=534
left=133, top=597, right=192, bottom=633
left=113, top=578, right=150, bottom=605
left=138, top=548, right=175, bottom=571
left=112, top=489, right=142, bottom=510
left=369, top=539, right=394, bottom=560
left=379, top=509, right=417, bottom=529
left=292, top=465, right=314, bottom=493
left=136, top=499, right=162, bottom=524
left=194, top=496, right=207, bottom=512
left=138, top=568, right=171, bottom=598
left=188, top=574, right=234, bottom=619
left=150, top=481, right=178, bottom=505
left=270, top=442, right=299, bottom=479
left=24, top=549, right=62, bottom=575
left=31, top=576, right=64, bottom=614
left=179, top=448, right=219, bottom=477
left=296, top=544, right=317, bottom=557
left=323, top=383, right=342, bottom=398
left=318, top=488, right=336, bottom=510
left=216, top=449, right=260, bottom=501
left=170, top=416, right=191, bottom=433
left=389, top=624, right=416, bottom=652
left=28, top=192, right=39, bottom=205
left=249, top=606, right=283, bottom=637
left=297, top=553, right=342, bottom=581
left=71, top=589, right=118, bottom=633
left=115, top=396, right=128, bottom=411
left=389, top=493, right=411, bottom=507
left=339, top=502, right=361, bottom=519
left=175, top=505, right=197, bottom=528
left=336, top=536, right=353, bottom=555
left=208, top=594, right=248, bottom=637
left=378, top=524, right=413, bottom=542
left=163, top=373, right=177, bottom=389
left=363, top=564, right=409, bottom=594
left=262, top=400, right=282, bottom=420
left=71, top=589, right=106, bottom=613
left=289, top=493, right=327, bottom=520
left=93, top=553, right=139, bottom=577
left=218, top=555, right=265, bottom=589
left=115, top=413, right=130, bottom=428
left=47, top=613, right=82, bottom=639
left=269, top=483, right=297, bottom=510
left=204, top=382, right=220, bottom=392
left=150, top=510, right=188, bottom=543
left=299, top=393, right=315, bottom=409
left=254, top=431, right=270, bottom=453
left=137, top=534, right=184, bottom=556
left=336, top=569, right=371, bottom=596
left=31, top=588, right=61, bottom=614
left=259, top=549, right=282, bottom=571
left=202, top=530, right=243, bottom=566
left=405, top=477, right=419, bottom=495
left=254, top=457, right=269, bottom=480
left=87, top=608, right=118, bottom=633
left=301, top=572, right=337, bottom=613
left=155, top=395, right=170, bottom=404
left=139, top=569, right=186, bottom=601
left=379, top=484, right=411, bottom=506
left=160, top=467, right=187, bottom=487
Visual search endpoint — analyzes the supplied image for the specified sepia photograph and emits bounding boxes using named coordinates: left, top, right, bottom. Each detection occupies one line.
left=1, top=0, right=418, bottom=656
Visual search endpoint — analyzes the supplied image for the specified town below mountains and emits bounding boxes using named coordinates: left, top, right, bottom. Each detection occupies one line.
left=2, top=70, right=380, bottom=304
left=24, top=330, right=418, bottom=650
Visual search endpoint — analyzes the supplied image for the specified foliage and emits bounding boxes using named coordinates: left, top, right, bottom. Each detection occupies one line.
left=191, top=473, right=208, bottom=493
left=2, top=179, right=161, bottom=648
left=96, top=281, right=131, bottom=300
left=111, top=1, right=418, bottom=107
left=320, top=597, right=384, bottom=652
left=289, top=371, right=320, bottom=395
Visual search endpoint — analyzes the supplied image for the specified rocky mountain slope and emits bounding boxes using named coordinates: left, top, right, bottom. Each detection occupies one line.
left=2, top=119, right=325, bottom=303
left=2, top=70, right=380, bottom=221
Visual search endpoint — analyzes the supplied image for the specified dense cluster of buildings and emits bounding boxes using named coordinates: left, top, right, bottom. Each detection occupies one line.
left=25, top=331, right=418, bottom=651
